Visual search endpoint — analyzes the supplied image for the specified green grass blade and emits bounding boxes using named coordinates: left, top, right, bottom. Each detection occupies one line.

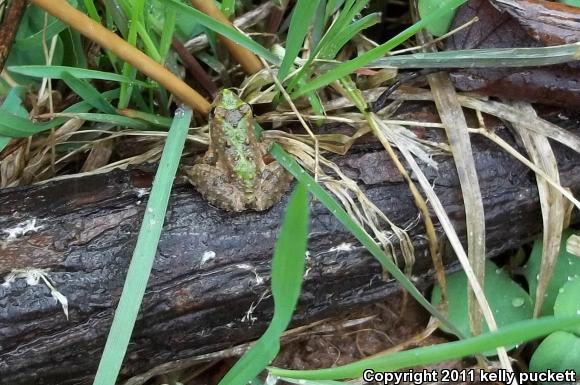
left=0, top=86, right=27, bottom=116
left=319, top=13, right=380, bottom=59
left=0, top=137, right=10, bottom=152
left=310, top=0, right=327, bottom=50
left=56, top=112, right=150, bottom=130
left=367, top=42, right=580, bottom=68
left=269, top=316, right=580, bottom=380
left=0, top=89, right=121, bottom=138
left=119, top=0, right=145, bottom=109
left=270, top=144, right=462, bottom=337
left=159, top=5, right=177, bottom=63
left=8, top=65, right=151, bottom=86
left=316, top=0, right=369, bottom=61
left=92, top=107, right=192, bottom=385
left=221, top=0, right=236, bottom=18
left=278, top=0, right=321, bottom=82
left=325, top=0, right=346, bottom=21
left=165, top=0, right=280, bottom=64
left=0, top=113, right=57, bottom=137
left=62, top=28, right=88, bottom=68
left=280, top=379, right=350, bottom=385
left=292, top=0, right=468, bottom=97
left=120, top=109, right=174, bottom=128
left=285, top=0, right=368, bottom=93
left=82, top=0, right=101, bottom=22
left=0, top=86, right=27, bottom=152
left=62, top=72, right=117, bottom=114
left=218, top=182, right=310, bottom=385
left=136, top=21, right=162, bottom=62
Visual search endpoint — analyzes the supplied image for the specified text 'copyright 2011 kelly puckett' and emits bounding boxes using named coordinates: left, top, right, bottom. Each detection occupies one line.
left=362, top=368, right=577, bottom=384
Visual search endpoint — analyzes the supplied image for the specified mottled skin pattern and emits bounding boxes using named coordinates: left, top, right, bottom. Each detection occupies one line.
left=187, top=89, right=292, bottom=212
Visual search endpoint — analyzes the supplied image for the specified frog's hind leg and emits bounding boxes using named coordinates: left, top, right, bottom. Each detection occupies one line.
left=188, top=164, right=247, bottom=212
left=252, top=163, right=294, bottom=211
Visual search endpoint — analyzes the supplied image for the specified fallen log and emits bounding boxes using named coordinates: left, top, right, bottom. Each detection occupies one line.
left=0, top=109, right=579, bottom=385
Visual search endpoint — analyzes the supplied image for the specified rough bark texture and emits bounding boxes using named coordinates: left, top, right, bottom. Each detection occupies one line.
left=0, top=110, right=579, bottom=385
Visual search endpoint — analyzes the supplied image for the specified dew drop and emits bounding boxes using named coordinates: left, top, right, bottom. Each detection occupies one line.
left=512, top=297, right=525, bottom=307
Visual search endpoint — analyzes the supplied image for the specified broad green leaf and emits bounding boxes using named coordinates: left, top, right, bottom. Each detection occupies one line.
left=553, top=277, right=580, bottom=335
left=92, top=107, right=193, bottom=385
left=432, top=260, right=533, bottom=348
left=418, top=0, right=457, bottom=36
left=529, top=331, right=580, bottom=384
left=524, top=230, right=580, bottom=316
left=218, top=182, right=310, bottom=385
left=13, top=2, right=73, bottom=48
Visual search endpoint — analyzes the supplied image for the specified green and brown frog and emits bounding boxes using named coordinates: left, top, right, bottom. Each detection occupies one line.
left=186, top=89, right=292, bottom=212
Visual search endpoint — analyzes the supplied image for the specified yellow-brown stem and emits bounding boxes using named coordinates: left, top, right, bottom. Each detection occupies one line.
left=31, top=0, right=211, bottom=115
left=190, top=0, right=263, bottom=74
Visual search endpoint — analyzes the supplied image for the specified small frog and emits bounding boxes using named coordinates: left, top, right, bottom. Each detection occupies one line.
left=186, top=89, right=292, bottom=212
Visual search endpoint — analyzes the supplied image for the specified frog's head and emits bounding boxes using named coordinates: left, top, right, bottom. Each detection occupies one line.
left=211, top=89, right=252, bottom=127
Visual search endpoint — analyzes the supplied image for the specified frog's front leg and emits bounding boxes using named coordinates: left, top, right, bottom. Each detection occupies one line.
left=187, top=164, right=248, bottom=212
left=251, top=162, right=294, bottom=211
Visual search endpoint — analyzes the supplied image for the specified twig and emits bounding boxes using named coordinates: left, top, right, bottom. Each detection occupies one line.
left=171, top=38, right=218, bottom=98
left=190, top=0, right=263, bottom=74
left=184, top=2, right=274, bottom=52
left=31, top=0, right=211, bottom=115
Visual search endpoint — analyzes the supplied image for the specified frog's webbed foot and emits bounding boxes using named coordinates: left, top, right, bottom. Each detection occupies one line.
left=252, top=162, right=294, bottom=211
left=187, top=164, right=247, bottom=212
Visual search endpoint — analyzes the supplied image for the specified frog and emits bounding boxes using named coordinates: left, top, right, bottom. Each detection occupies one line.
left=186, top=89, right=293, bottom=212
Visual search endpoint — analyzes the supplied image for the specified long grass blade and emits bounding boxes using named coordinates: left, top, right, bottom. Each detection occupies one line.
left=0, top=86, right=27, bottom=151
left=165, top=0, right=280, bottom=64
left=367, top=42, right=580, bottom=68
left=269, top=316, right=580, bottom=380
left=278, top=0, right=320, bottom=82
left=8, top=65, right=152, bottom=86
left=62, top=72, right=117, bottom=114
left=92, top=107, right=192, bottom=385
left=270, top=144, right=462, bottom=337
left=218, top=182, right=310, bottom=385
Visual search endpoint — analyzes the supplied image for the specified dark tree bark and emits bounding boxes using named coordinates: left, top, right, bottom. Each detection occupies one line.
left=0, top=109, right=579, bottom=385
